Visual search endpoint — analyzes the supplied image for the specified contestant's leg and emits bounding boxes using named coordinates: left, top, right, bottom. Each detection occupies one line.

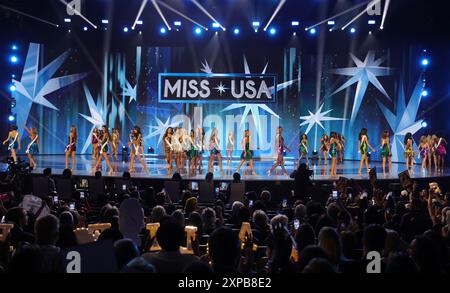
left=382, top=157, right=386, bottom=176
left=137, top=154, right=149, bottom=174
left=388, top=157, right=392, bottom=174
left=129, top=153, right=135, bottom=172
left=249, top=159, right=256, bottom=175
left=217, top=152, right=224, bottom=174
left=104, top=153, right=113, bottom=172
left=235, top=159, right=245, bottom=173
left=358, top=156, right=364, bottom=174
left=364, top=155, right=369, bottom=172
left=71, top=151, right=76, bottom=173
left=280, top=158, right=289, bottom=176
left=65, top=151, right=70, bottom=169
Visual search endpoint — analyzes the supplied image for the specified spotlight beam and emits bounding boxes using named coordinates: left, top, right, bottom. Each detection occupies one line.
left=380, top=0, right=390, bottom=29
left=150, top=0, right=171, bottom=31
left=191, top=0, right=226, bottom=31
left=0, top=4, right=59, bottom=27
left=263, top=0, right=287, bottom=31
left=156, top=0, right=208, bottom=31
left=341, top=0, right=381, bottom=30
left=59, top=0, right=97, bottom=29
left=306, top=0, right=372, bottom=30
left=131, top=0, right=148, bottom=30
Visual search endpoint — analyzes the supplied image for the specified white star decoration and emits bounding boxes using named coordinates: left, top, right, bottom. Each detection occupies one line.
left=201, top=60, right=213, bottom=74
left=330, top=51, right=393, bottom=124
left=376, top=77, right=424, bottom=162
left=122, top=79, right=137, bottom=103
left=12, top=43, right=88, bottom=136
left=79, top=83, right=109, bottom=154
left=145, top=116, right=182, bottom=145
left=299, top=104, right=346, bottom=135
left=214, top=82, right=228, bottom=96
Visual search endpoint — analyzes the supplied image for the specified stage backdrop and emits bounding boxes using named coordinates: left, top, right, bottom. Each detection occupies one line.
left=11, top=39, right=431, bottom=162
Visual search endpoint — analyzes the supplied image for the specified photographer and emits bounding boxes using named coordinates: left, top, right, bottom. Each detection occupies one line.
left=290, top=163, right=313, bottom=203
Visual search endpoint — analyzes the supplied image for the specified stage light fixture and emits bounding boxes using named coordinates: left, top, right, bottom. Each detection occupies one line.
left=64, top=18, right=71, bottom=23
left=252, top=21, right=260, bottom=27
left=9, top=84, right=16, bottom=92
left=269, top=27, right=276, bottom=35
left=212, top=22, right=220, bottom=29
left=350, top=27, right=356, bottom=34
left=8, top=115, right=15, bottom=122
left=83, top=26, right=88, bottom=31
left=174, top=21, right=181, bottom=26
left=194, top=27, right=202, bottom=35
left=291, top=21, right=299, bottom=27
left=9, top=55, right=18, bottom=63
left=421, top=58, right=429, bottom=66
left=136, top=20, right=143, bottom=25
left=421, top=90, right=429, bottom=97
left=101, top=19, right=109, bottom=24
left=293, top=32, right=296, bottom=36
left=123, top=26, right=129, bottom=32
left=233, top=28, right=240, bottom=35
left=309, top=28, right=317, bottom=35
left=327, top=20, right=335, bottom=25
left=11, top=45, right=18, bottom=50
left=160, top=27, right=167, bottom=34
left=421, top=121, right=428, bottom=128
left=368, top=19, right=376, bottom=25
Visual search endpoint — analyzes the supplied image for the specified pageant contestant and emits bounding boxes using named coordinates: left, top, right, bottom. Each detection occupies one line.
left=268, top=126, right=291, bottom=176
left=92, top=125, right=114, bottom=173
left=418, top=136, right=430, bottom=171
left=435, top=135, right=447, bottom=170
left=111, top=128, right=120, bottom=161
left=403, top=132, right=415, bottom=173
left=91, top=128, right=100, bottom=160
left=380, top=130, right=392, bottom=176
left=196, top=128, right=205, bottom=173
left=181, top=128, right=191, bottom=174
left=24, top=126, right=39, bottom=169
left=298, top=134, right=309, bottom=166
left=65, top=125, right=77, bottom=172
left=329, top=132, right=340, bottom=177
left=187, top=129, right=197, bottom=176
left=208, top=128, right=224, bottom=174
left=319, top=134, right=330, bottom=164
left=427, top=135, right=434, bottom=169
left=357, top=128, right=376, bottom=175
left=162, top=127, right=174, bottom=174
left=3, top=125, right=21, bottom=163
left=226, top=130, right=235, bottom=173
left=129, top=126, right=149, bottom=174
left=172, top=128, right=182, bottom=173
left=236, top=129, right=256, bottom=175
left=338, top=134, right=345, bottom=164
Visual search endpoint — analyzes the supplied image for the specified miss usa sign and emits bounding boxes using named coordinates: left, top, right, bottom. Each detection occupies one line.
left=158, top=73, right=277, bottom=103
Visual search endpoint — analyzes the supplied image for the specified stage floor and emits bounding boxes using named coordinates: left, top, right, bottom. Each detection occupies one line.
left=1, top=154, right=449, bottom=182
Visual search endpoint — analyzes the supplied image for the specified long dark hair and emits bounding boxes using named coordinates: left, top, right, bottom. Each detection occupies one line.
left=404, top=132, right=412, bottom=144
left=359, top=128, right=367, bottom=140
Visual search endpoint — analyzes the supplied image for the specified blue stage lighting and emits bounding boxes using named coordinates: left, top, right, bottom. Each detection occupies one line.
left=160, top=27, right=167, bottom=34
left=368, top=20, right=376, bottom=25
left=123, top=26, right=129, bottom=32
left=11, top=45, right=18, bottom=50
left=421, top=121, right=428, bottom=128
left=309, top=28, right=317, bottom=35
left=421, top=58, right=429, bottom=66
left=9, top=84, right=16, bottom=92
left=194, top=27, right=202, bottom=35
left=83, top=26, right=88, bottom=31
left=252, top=21, right=260, bottom=27
left=9, top=55, right=18, bottom=63
left=350, top=27, right=356, bottom=34
left=291, top=21, right=299, bottom=27
left=233, top=28, right=240, bottom=35
left=174, top=21, right=181, bottom=26
left=269, top=28, right=276, bottom=35
left=212, top=22, right=220, bottom=29
left=327, top=20, right=335, bottom=25
left=421, top=90, right=429, bottom=97
left=8, top=115, right=15, bottom=122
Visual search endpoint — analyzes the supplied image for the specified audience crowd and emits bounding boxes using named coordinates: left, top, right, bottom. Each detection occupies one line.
left=0, top=165, right=449, bottom=273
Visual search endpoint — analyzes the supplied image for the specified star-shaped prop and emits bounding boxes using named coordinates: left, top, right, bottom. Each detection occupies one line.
left=79, top=83, right=109, bottom=153
left=299, top=104, right=346, bottom=135
left=12, top=43, right=88, bottom=136
left=330, top=51, right=393, bottom=124
left=122, top=79, right=137, bottom=103
left=144, top=116, right=182, bottom=146
left=376, top=77, right=424, bottom=162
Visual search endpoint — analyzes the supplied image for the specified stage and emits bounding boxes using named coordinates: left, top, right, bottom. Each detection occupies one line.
left=2, top=154, right=449, bottom=182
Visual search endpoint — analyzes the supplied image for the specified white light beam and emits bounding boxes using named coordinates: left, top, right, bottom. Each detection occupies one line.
left=132, top=0, right=148, bottom=30
left=341, top=0, right=381, bottom=30
left=0, top=4, right=59, bottom=27
left=263, top=0, right=287, bottom=31
left=151, top=0, right=171, bottom=31
left=59, top=0, right=97, bottom=29
left=380, top=0, right=390, bottom=29
left=191, top=0, right=226, bottom=31
left=156, top=0, right=208, bottom=31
